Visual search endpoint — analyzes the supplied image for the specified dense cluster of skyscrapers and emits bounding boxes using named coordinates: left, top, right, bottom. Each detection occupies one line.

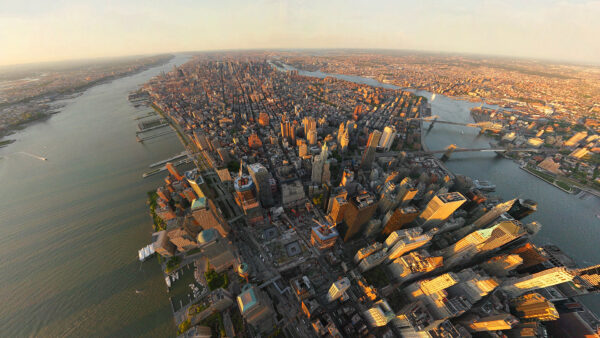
left=141, top=54, right=600, bottom=337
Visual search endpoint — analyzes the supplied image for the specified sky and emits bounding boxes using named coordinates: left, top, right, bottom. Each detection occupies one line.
left=1, top=0, right=599, bottom=66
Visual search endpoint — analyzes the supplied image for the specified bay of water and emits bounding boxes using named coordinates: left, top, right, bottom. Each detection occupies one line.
left=0, top=55, right=189, bottom=337
left=280, top=64, right=600, bottom=314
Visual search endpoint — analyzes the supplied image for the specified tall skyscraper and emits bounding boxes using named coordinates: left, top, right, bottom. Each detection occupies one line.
left=234, top=172, right=263, bottom=223
left=360, top=130, right=382, bottom=171
left=472, top=198, right=516, bottom=229
left=363, top=300, right=396, bottom=327
left=342, top=191, right=377, bottom=241
left=327, top=194, right=348, bottom=225
left=511, top=293, right=559, bottom=321
left=504, top=267, right=574, bottom=295
left=191, top=198, right=231, bottom=237
left=378, top=126, right=396, bottom=151
left=185, top=169, right=207, bottom=199
left=311, top=143, right=329, bottom=184
left=237, top=284, right=276, bottom=333
left=327, top=277, right=351, bottom=302
left=248, top=163, right=274, bottom=207
left=307, top=128, right=317, bottom=145
left=165, top=162, right=183, bottom=181
left=381, top=205, right=420, bottom=235
left=507, top=199, right=537, bottom=220
left=417, top=192, right=466, bottom=230
left=420, top=273, right=459, bottom=295
left=480, top=254, right=523, bottom=276
left=480, top=220, right=527, bottom=252
left=303, top=116, right=317, bottom=137
left=577, top=264, right=600, bottom=293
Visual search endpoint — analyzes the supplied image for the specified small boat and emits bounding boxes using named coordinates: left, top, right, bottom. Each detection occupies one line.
left=474, top=179, right=496, bottom=191
left=596, top=214, right=600, bottom=220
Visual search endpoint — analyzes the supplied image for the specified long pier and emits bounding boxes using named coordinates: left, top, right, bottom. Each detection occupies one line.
left=136, top=130, right=174, bottom=142
left=143, top=158, right=192, bottom=178
left=136, top=123, right=170, bottom=134
left=149, top=151, right=189, bottom=168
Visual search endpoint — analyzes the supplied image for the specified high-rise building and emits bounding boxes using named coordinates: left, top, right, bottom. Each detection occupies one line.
left=378, top=126, right=396, bottom=151
left=360, top=130, right=382, bottom=171
left=191, top=198, right=231, bottom=237
left=354, top=242, right=384, bottom=263
left=378, top=181, right=397, bottom=213
left=363, top=300, right=395, bottom=327
left=185, top=169, right=207, bottom=199
left=388, top=250, right=444, bottom=283
left=165, top=162, right=183, bottom=181
left=384, top=227, right=423, bottom=248
left=420, top=273, right=459, bottom=295
left=505, top=267, right=574, bottom=293
left=311, top=223, right=339, bottom=250
left=237, top=284, right=276, bottom=333
left=507, top=199, right=537, bottom=220
left=381, top=205, right=420, bottom=235
left=327, top=194, right=348, bottom=225
left=480, top=220, right=527, bottom=252
left=565, top=131, right=588, bottom=147
left=248, top=163, right=274, bottom=207
left=511, top=293, right=559, bottom=321
left=327, top=277, right=351, bottom=302
left=418, top=192, right=466, bottom=229
left=468, top=314, right=519, bottom=332
left=388, top=233, right=432, bottom=260
left=342, top=191, right=377, bottom=241
left=258, top=112, right=270, bottom=126
left=248, top=133, right=262, bottom=149
left=196, top=228, right=236, bottom=272
left=472, top=198, right=516, bottom=229
left=307, top=129, right=317, bottom=145
left=234, top=174, right=262, bottom=223
left=298, top=142, right=308, bottom=157
left=303, top=116, right=317, bottom=137
left=577, top=264, right=600, bottom=293
left=481, top=254, right=523, bottom=276
left=311, top=143, right=329, bottom=184
left=359, top=249, right=389, bottom=272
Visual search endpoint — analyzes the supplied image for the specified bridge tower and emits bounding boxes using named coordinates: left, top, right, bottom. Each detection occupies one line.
left=441, top=144, right=457, bottom=161
left=427, top=117, right=438, bottom=131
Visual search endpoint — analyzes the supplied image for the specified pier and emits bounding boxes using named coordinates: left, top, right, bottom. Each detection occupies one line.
left=143, top=158, right=192, bottom=178
left=136, top=130, right=174, bottom=142
left=149, top=151, right=189, bottom=168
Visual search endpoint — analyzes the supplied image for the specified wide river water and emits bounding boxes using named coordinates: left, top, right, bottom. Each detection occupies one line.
left=1, top=57, right=598, bottom=337
left=277, top=64, right=600, bottom=314
left=0, top=55, right=190, bottom=337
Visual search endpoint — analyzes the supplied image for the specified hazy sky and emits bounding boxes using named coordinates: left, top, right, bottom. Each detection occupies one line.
left=1, top=0, right=599, bottom=66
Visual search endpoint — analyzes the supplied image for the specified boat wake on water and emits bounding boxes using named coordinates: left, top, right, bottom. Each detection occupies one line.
left=18, top=151, right=48, bottom=161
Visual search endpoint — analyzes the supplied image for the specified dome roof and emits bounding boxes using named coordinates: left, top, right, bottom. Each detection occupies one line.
left=197, top=228, right=218, bottom=244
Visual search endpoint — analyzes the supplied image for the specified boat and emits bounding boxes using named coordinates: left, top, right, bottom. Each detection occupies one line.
left=473, top=179, right=496, bottom=191
left=165, top=276, right=171, bottom=288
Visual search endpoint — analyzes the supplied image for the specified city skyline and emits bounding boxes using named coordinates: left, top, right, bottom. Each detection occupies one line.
left=2, top=0, right=600, bottom=66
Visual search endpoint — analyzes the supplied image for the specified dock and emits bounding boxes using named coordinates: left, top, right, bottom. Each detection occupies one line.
left=149, top=151, right=189, bottom=168
left=143, top=158, right=192, bottom=178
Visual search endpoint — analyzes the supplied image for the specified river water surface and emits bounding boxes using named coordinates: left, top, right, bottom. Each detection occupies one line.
left=0, top=55, right=189, bottom=337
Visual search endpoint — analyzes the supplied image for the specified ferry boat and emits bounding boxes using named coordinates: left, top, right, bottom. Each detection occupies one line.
left=473, top=179, right=496, bottom=191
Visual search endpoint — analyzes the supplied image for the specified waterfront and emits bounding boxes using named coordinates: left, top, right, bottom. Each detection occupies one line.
left=278, top=63, right=600, bottom=314
left=0, top=55, right=189, bottom=337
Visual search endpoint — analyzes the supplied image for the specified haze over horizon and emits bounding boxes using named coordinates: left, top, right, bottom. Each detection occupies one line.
left=1, top=0, right=599, bottom=66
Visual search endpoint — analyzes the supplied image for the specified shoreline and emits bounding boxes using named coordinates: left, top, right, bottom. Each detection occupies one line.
left=0, top=55, right=174, bottom=145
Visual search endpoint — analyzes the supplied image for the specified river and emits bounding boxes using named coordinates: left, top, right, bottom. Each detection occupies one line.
left=277, top=63, right=600, bottom=314
left=0, top=55, right=190, bottom=337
